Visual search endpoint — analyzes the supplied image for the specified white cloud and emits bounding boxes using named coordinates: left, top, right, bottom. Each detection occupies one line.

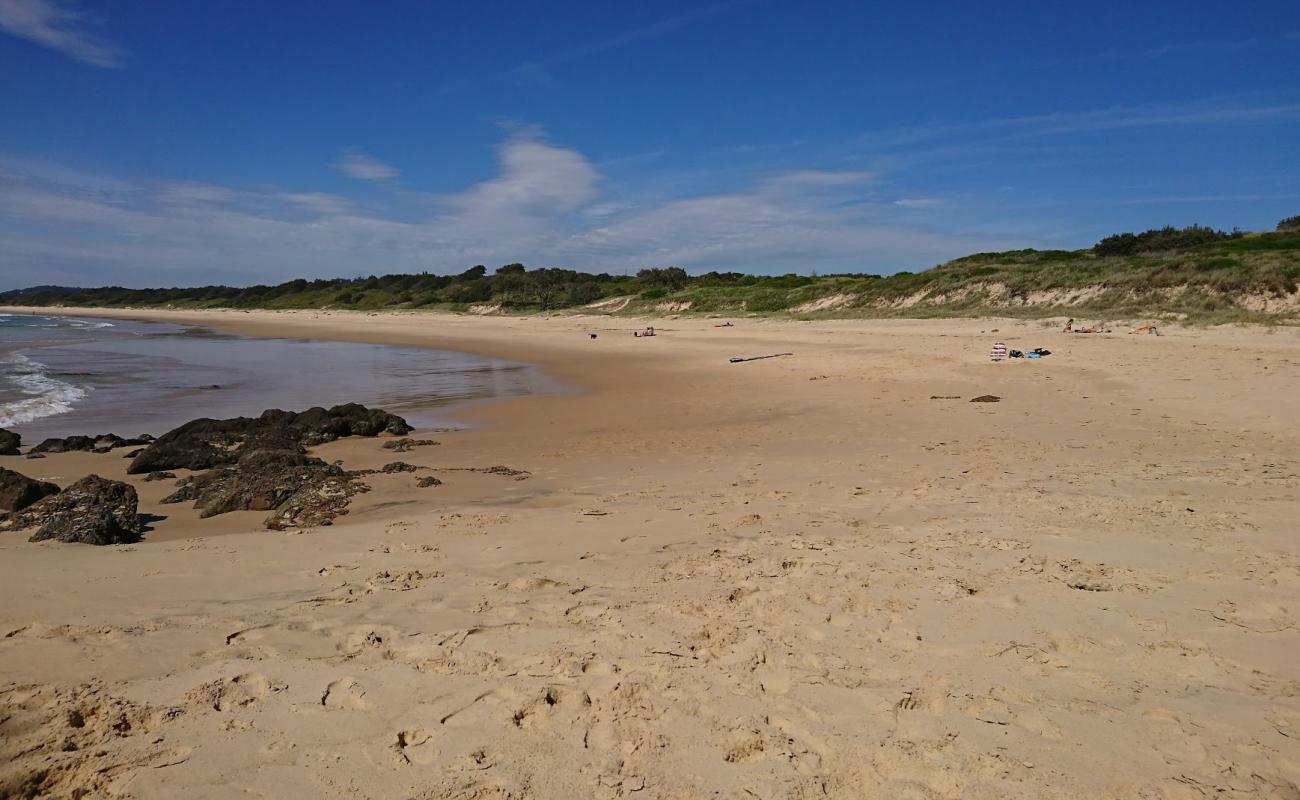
left=335, top=150, right=399, bottom=181
left=0, top=132, right=1019, bottom=289
left=437, top=134, right=600, bottom=230
left=0, top=0, right=122, bottom=67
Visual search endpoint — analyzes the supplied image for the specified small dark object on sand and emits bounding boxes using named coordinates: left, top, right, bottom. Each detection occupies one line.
left=970, top=395, right=1001, bottom=403
left=589, top=333, right=597, bottom=339
left=730, top=352, right=794, bottom=363
left=381, top=462, right=419, bottom=474
left=25, top=452, right=46, bottom=459
left=141, top=471, right=177, bottom=482
left=930, top=395, right=962, bottom=400
left=415, top=476, right=442, bottom=488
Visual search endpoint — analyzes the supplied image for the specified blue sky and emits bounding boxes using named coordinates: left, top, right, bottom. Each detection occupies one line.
left=1, top=0, right=1298, bottom=288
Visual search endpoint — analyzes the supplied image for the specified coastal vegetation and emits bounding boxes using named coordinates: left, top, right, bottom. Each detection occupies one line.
left=4, top=223, right=1298, bottom=322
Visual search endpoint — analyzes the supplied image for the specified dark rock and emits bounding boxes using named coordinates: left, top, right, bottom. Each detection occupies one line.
left=29, top=433, right=128, bottom=454
left=1, top=475, right=142, bottom=545
left=25, top=452, right=45, bottom=459
left=141, top=471, right=176, bottom=482
left=111, top=435, right=154, bottom=449
left=484, top=465, right=531, bottom=479
left=128, top=404, right=412, bottom=474
left=123, top=448, right=144, bottom=458
left=0, top=467, right=60, bottom=511
left=162, top=449, right=369, bottom=528
left=380, top=461, right=419, bottom=473
left=969, top=395, right=1001, bottom=403
left=0, top=428, right=19, bottom=456
left=30, top=435, right=97, bottom=454
left=415, top=476, right=442, bottom=488
left=382, top=438, right=439, bottom=452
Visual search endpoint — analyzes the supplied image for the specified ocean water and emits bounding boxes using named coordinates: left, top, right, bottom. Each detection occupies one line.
left=0, top=313, right=554, bottom=440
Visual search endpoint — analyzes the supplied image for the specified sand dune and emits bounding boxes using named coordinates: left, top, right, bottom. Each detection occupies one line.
left=1, top=309, right=1298, bottom=798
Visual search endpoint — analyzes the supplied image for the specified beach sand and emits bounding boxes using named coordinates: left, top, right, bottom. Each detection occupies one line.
left=1, top=308, right=1298, bottom=799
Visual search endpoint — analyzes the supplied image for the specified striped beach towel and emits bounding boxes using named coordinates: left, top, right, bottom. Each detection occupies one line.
left=990, top=341, right=1007, bottom=361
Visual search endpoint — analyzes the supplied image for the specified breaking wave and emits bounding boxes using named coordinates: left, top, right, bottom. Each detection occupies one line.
left=0, top=353, right=89, bottom=427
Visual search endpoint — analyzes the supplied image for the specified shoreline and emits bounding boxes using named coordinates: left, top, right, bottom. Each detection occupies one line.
left=1, top=306, right=1298, bottom=797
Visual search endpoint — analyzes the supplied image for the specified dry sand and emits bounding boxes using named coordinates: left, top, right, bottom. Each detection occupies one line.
left=1, top=308, right=1298, bottom=799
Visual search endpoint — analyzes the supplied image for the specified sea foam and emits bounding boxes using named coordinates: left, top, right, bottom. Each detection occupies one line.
left=0, top=353, right=89, bottom=427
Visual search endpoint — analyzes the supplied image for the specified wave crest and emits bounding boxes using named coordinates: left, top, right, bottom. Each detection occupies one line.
left=0, top=354, right=90, bottom=427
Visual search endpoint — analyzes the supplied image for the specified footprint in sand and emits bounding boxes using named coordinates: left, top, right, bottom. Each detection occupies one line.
left=187, top=672, right=286, bottom=712
left=395, top=727, right=438, bottom=765
left=321, top=677, right=370, bottom=710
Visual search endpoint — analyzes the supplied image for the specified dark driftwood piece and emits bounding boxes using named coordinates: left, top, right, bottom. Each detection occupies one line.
left=729, top=353, right=794, bottom=363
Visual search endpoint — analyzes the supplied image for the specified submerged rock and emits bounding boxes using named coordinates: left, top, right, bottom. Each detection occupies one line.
left=2, top=475, right=143, bottom=545
left=0, top=466, right=60, bottom=512
left=0, top=428, right=19, bottom=456
left=162, top=449, right=369, bottom=529
left=128, top=403, right=412, bottom=474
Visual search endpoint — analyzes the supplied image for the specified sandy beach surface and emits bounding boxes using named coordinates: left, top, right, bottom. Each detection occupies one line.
left=2, top=308, right=1298, bottom=799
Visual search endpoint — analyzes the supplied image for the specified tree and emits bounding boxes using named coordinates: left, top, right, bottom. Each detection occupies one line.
left=458, top=265, right=487, bottom=280
left=496, top=263, right=526, bottom=275
left=636, top=267, right=688, bottom=290
left=1278, top=215, right=1300, bottom=232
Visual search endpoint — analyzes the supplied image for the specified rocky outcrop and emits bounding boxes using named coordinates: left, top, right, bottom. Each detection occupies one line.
left=162, top=449, right=370, bottom=529
left=382, top=438, right=439, bottom=452
left=29, top=433, right=153, bottom=454
left=0, top=428, right=19, bottom=456
left=30, top=435, right=97, bottom=454
left=0, top=467, right=60, bottom=511
left=1, top=475, right=143, bottom=545
left=128, top=404, right=412, bottom=474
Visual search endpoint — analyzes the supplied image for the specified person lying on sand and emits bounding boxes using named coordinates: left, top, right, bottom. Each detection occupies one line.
left=1130, top=323, right=1160, bottom=335
left=1065, top=319, right=1108, bottom=334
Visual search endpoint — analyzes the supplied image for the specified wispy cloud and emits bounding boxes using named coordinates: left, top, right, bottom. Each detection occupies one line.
left=1096, top=38, right=1257, bottom=61
left=512, top=1, right=743, bottom=86
left=434, top=1, right=745, bottom=93
left=334, top=150, right=399, bottom=181
left=0, top=0, right=122, bottom=67
left=858, top=98, right=1300, bottom=155
left=0, top=132, right=1014, bottom=288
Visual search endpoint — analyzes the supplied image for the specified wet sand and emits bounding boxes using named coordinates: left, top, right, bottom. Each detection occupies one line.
left=1, top=308, right=1298, bottom=799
